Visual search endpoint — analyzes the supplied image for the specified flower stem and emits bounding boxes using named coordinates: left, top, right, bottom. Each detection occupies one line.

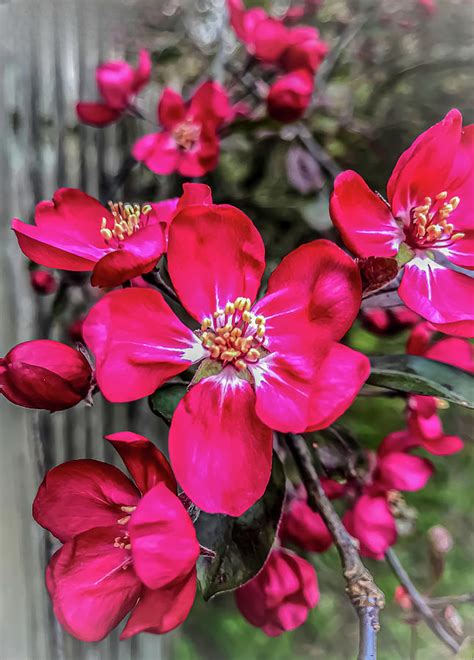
left=286, top=433, right=384, bottom=660
left=384, top=548, right=461, bottom=654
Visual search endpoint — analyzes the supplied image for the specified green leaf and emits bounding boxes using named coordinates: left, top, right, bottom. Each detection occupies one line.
left=148, top=382, right=187, bottom=422
left=368, top=355, right=474, bottom=408
left=195, top=452, right=286, bottom=600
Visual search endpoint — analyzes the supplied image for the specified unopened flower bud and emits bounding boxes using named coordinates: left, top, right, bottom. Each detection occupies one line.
left=267, top=70, right=314, bottom=123
left=30, top=269, right=58, bottom=295
left=428, top=525, right=453, bottom=556
left=0, top=340, right=92, bottom=411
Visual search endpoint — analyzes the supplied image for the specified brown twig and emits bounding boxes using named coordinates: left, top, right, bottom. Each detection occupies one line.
left=384, top=548, right=461, bottom=654
left=428, top=594, right=474, bottom=607
left=286, top=433, right=384, bottom=660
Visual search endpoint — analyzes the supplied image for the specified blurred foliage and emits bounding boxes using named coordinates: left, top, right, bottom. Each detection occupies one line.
left=124, top=0, right=474, bottom=657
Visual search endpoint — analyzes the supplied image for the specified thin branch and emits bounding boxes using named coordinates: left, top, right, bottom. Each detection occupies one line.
left=384, top=548, right=461, bottom=654
left=286, top=434, right=384, bottom=660
left=428, top=594, right=474, bottom=607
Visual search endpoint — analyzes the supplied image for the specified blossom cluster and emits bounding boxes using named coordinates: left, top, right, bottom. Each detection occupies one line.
left=1, top=1, right=473, bottom=645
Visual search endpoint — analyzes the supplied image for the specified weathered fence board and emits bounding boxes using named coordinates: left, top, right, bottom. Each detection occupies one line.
left=0, top=1, right=172, bottom=657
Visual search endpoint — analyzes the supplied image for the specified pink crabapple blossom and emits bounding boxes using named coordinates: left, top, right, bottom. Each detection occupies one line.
left=82, top=184, right=370, bottom=516
left=132, top=82, right=231, bottom=177
left=33, top=432, right=200, bottom=642
left=11, top=183, right=212, bottom=288
left=343, top=435, right=434, bottom=560
left=330, top=109, right=474, bottom=337
left=77, top=50, right=151, bottom=126
left=235, top=547, right=319, bottom=636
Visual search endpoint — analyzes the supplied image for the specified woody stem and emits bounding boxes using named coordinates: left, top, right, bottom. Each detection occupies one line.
left=384, top=548, right=461, bottom=654
left=286, top=433, right=384, bottom=660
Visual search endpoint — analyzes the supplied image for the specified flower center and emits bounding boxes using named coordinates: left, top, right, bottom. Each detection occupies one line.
left=112, top=505, right=136, bottom=560
left=172, top=120, right=201, bottom=151
left=199, top=297, right=266, bottom=371
left=405, top=191, right=464, bottom=250
left=100, top=202, right=152, bottom=245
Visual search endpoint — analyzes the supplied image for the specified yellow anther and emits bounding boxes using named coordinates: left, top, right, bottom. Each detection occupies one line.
left=436, top=191, right=448, bottom=201
left=120, top=506, right=136, bottom=514
left=231, top=327, right=242, bottom=338
left=213, top=309, right=224, bottom=319
left=246, top=348, right=260, bottom=362
left=243, top=298, right=252, bottom=311
left=221, top=349, right=241, bottom=362
left=416, top=226, right=426, bottom=238
left=124, top=204, right=134, bottom=215
left=100, top=227, right=113, bottom=241
left=450, top=196, right=460, bottom=210
left=235, top=359, right=247, bottom=371
left=414, top=205, right=430, bottom=214
left=210, top=345, right=221, bottom=359
left=214, top=336, right=226, bottom=347
left=124, top=543, right=131, bottom=551
left=451, top=232, right=465, bottom=241
left=426, top=225, right=442, bottom=240
left=225, top=302, right=235, bottom=315
left=201, top=318, right=212, bottom=331
left=142, top=204, right=152, bottom=214
left=415, top=213, right=427, bottom=226
left=424, top=196, right=432, bottom=205
left=444, top=223, right=454, bottom=234
left=117, top=515, right=131, bottom=526
left=256, top=325, right=266, bottom=338
left=255, top=315, right=265, bottom=325
left=242, top=310, right=253, bottom=324
left=235, top=297, right=245, bottom=311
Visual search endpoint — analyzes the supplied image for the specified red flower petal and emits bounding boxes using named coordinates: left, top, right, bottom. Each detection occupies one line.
left=128, top=483, right=200, bottom=590
left=375, top=452, right=433, bottom=492
left=132, top=131, right=179, bottom=175
left=132, top=49, right=152, bottom=93
left=189, top=81, right=231, bottom=127
left=158, top=88, right=187, bottom=129
left=83, top=288, right=206, bottom=402
left=167, top=204, right=265, bottom=322
left=421, top=434, right=464, bottom=456
left=305, top=343, right=370, bottom=432
left=169, top=369, right=273, bottom=516
left=399, top=258, right=474, bottom=337
left=330, top=171, right=403, bottom=258
left=96, top=60, right=135, bottom=109
left=12, top=188, right=111, bottom=271
left=76, top=102, right=122, bottom=126
left=33, top=459, right=140, bottom=542
left=105, top=432, right=177, bottom=495
left=91, top=224, right=166, bottom=287
left=120, top=570, right=196, bottom=638
left=343, top=495, right=397, bottom=560
left=425, top=337, right=474, bottom=373
left=176, top=182, right=213, bottom=209
left=388, top=109, right=463, bottom=217
left=48, top=527, right=141, bottom=642
left=266, top=239, right=362, bottom=341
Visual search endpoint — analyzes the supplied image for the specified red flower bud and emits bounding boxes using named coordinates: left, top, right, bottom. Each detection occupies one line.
left=0, top=340, right=92, bottom=411
left=267, top=70, right=314, bottom=123
left=235, top=548, right=319, bottom=636
left=30, top=269, right=58, bottom=295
